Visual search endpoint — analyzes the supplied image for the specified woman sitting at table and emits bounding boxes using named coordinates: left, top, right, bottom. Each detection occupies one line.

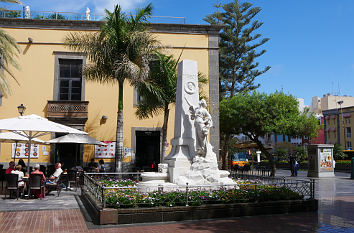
left=11, top=164, right=25, bottom=197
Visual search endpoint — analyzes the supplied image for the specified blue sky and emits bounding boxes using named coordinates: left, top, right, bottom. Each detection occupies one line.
left=3, top=0, right=354, bottom=105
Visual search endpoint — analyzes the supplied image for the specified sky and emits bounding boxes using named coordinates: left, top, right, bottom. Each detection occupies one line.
left=2, top=0, right=354, bottom=105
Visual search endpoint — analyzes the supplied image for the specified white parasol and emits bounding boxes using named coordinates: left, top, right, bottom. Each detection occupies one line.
left=0, top=114, right=86, bottom=172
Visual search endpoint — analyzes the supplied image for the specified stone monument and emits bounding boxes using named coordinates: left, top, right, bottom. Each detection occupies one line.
left=137, top=60, right=235, bottom=191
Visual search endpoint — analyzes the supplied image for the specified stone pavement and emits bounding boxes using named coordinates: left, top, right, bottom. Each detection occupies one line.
left=0, top=170, right=354, bottom=232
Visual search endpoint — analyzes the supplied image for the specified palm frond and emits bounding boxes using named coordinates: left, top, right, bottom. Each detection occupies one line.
left=0, top=28, right=21, bottom=96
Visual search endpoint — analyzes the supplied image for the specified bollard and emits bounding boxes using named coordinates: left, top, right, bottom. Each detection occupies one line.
left=351, top=157, right=354, bottom=179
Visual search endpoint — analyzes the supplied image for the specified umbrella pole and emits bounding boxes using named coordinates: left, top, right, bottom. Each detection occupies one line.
left=27, top=132, right=32, bottom=174
left=14, top=141, right=17, bottom=164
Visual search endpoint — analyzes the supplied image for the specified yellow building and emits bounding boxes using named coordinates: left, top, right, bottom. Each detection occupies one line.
left=323, top=106, right=354, bottom=152
left=0, top=18, right=220, bottom=171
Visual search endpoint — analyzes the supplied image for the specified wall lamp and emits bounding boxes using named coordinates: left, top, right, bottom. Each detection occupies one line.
left=17, top=104, right=26, bottom=116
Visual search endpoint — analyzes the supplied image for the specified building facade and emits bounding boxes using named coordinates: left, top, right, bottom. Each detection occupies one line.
left=323, top=106, right=354, bottom=151
left=0, top=18, right=220, bottom=171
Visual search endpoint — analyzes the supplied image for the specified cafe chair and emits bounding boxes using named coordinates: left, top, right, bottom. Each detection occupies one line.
left=46, top=173, right=67, bottom=197
left=29, top=174, right=45, bottom=199
left=5, top=173, right=20, bottom=199
left=67, top=170, right=78, bottom=191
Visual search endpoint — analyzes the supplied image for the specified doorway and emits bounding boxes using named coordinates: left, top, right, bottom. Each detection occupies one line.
left=135, top=131, right=160, bottom=171
left=54, top=133, right=81, bottom=170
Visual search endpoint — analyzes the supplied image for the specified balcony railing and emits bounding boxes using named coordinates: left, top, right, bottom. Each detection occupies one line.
left=0, top=9, right=186, bottom=24
left=46, top=100, right=88, bottom=123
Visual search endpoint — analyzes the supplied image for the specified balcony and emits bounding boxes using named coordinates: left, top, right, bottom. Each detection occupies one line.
left=46, top=100, right=88, bottom=125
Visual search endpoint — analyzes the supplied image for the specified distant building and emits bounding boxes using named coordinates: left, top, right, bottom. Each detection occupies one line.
left=323, top=106, right=354, bottom=151
left=311, top=94, right=354, bottom=114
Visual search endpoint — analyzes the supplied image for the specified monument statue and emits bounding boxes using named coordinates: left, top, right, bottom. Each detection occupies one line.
left=137, top=60, right=236, bottom=192
left=189, top=99, right=213, bottom=157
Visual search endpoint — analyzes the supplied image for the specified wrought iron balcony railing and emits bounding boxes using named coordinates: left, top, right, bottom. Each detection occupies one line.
left=46, top=100, right=88, bottom=121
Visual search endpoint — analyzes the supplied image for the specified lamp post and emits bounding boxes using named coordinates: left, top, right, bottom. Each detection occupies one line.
left=337, top=100, right=345, bottom=148
left=17, top=104, right=26, bottom=116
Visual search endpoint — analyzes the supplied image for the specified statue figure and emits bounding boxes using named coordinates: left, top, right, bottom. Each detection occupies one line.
left=25, top=6, right=30, bottom=19
left=189, top=99, right=213, bottom=157
left=85, top=7, right=91, bottom=20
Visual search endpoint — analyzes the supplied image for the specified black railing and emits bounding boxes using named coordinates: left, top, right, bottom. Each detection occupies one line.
left=82, top=172, right=315, bottom=209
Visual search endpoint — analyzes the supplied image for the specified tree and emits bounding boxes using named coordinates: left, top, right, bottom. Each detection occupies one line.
left=65, top=4, right=159, bottom=172
left=0, top=0, right=21, bottom=96
left=333, top=143, right=346, bottom=160
left=204, top=0, right=270, bottom=98
left=135, top=51, right=208, bottom=161
left=220, top=92, right=319, bottom=176
left=47, top=13, right=66, bottom=20
left=135, top=51, right=178, bottom=161
left=205, top=0, right=270, bottom=169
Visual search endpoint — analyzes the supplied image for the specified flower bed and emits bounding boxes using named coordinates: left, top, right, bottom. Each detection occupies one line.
left=98, top=179, right=303, bottom=209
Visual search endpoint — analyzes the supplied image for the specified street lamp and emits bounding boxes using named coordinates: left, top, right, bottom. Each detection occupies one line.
left=17, top=104, right=26, bottom=116
left=337, top=100, right=345, bottom=148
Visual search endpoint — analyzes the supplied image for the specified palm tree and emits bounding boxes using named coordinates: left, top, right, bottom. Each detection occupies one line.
left=136, top=51, right=208, bottom=162
left=65, top=4, right=159, bottom=172
left=135, top=52, right=178, bottom=161
left=0, top=0, right=21, bottom=96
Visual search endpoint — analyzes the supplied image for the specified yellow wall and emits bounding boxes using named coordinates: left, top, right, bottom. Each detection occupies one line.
left=0, top=26, right=210, bottom=165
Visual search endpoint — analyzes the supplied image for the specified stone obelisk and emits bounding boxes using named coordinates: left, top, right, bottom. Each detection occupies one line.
left=164, top=60, right=199, bottom=183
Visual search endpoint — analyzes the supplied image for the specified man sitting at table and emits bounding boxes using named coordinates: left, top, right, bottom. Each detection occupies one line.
left=5, top=161, right=15, bottom=174
left=49, top=162, right=63, bottom=182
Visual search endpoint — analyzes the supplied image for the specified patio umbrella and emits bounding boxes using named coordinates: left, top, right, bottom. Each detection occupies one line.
left=0, top=114, right=86, bottom=172
left=48, top=134, right=106, bottom=145
left=48, top=134, right=106, bottom=165
left=0, top=131, right=47, bottom=162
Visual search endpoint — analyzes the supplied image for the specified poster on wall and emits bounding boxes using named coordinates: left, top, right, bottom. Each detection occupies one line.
left=319, top=148, right=333, bottom=171
left=95, top=141, right=115, bottom=158
left=11, top=143, right=40, bottom=159
left=122, top=147, right=133, bottom=162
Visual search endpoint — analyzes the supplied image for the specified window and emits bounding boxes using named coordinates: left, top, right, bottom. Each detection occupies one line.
left=347, top=127, right=351, bottom=138
left=58, top=59, right=82, bottom=101
left=345, top=118, right=351, bottom=124
left=347, top=141, right=352, bottom=150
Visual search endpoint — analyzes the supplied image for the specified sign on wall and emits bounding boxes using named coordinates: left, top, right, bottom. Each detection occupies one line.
left=95, top=141, right=115, bottom=158
left=12, top=143, right=40, bottom=159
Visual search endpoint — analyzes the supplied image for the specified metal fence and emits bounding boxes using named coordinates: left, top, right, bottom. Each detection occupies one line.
left=82, top=172, right=315, bottom=210
left=0, top=9, right=186, bottom=24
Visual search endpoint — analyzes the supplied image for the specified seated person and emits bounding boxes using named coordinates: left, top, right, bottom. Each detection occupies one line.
left=18, top=159, right=27, bottom=174
left=5, top=161, right=15, bottom=174
left=88, top=159, right=99, bottom=172
left=98, top=159, right=106, bottom=172
left=11, top=164, right=25, bottom=196
left=48, top=162, right=63, bottom=183
left=30, top=164, right=46, bottom=198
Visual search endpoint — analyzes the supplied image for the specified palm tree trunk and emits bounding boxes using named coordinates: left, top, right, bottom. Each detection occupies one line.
left=115, top=81, right=124, bottom=172
left=161, top=105, right=169, bottom=162
left=221, top=132, right=231, bottom=170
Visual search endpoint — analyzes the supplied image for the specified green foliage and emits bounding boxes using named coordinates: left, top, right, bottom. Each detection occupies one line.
left=220, top=91, right=319, bottom=175
left=0, top=1, right=21, bottom=97
left=104, top=186, right=303, bottom=208
left=274, top=148, right=287, bottom=161
left=292, top=146, right=308, bottom=162
left=47, top=13, right=66, bottom=20
left=334, top=143, right=346, bottom=160
left=204, top=0, right=270, bottom=98
left=65, top=4, right=159, bottom=171
left=135, top=51, right=178, bottom=119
